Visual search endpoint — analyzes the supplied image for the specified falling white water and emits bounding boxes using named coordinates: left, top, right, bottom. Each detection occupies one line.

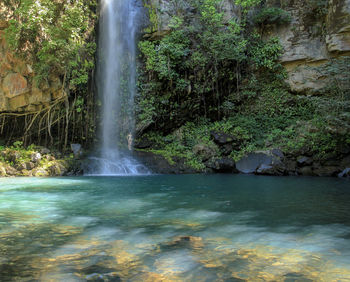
left=91, top=0, right=149, bottom=175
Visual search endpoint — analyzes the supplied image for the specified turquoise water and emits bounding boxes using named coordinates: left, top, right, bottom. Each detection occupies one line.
left=0, top=175, right=350, bottom=281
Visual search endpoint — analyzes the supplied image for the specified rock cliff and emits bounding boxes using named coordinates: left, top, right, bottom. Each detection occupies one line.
left=146, top=0, right=350, bottom=94
left=0, top=21, right=64, bottom=113
left=267, top=0, right=350, bottom=93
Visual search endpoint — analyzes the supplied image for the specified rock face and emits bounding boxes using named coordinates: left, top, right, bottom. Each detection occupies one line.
left=0, top=23, right=64, bottom=112
left=236, top=149, right=285, bottom=175
left=146, top=0, right=350, bottom=94
left=265, top=0, right=350, bottom=93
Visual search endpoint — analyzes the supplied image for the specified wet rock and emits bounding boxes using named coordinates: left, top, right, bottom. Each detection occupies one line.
left=338, top=168, right=350, bottom=178
left=236, top=150, right=285, bottom=175
left=39, top=147, right=51, bottom=155
left=133, top=151, right=196, bottom=174
left=221, top=143, right=234, bottom=156
left=31, top=152, right=42, bottom=163
left=313, top=166, right=340, bottom=177
left=15, top=162, right=27, bottom=171
left=0, top=163, right=6, bottom=176
left=71, top=144, right=83, bottom=158
left=298, top=166, right=313, bottom=176
left=271, top=148, right=284, bottom=159
left=134, top=137, right=152, bottom=149
left=7, top=150, right=21, bottom=163
left=193, top=144, right=217, bottom=162
left=210, top=131, right=235, bottom=145
left=25, top=161, right=35, bottom=170
left=297, top=156, right=313, bottom=166
left=206, top=157, right=237, bottom=173
left=46, top=155, right=56, bottom=161
left=256, top=162, right=285, bottom=176
left=32, top=168, right=49, bottom=177
left=48, top=161, right=68, bottom=176
left=284, top=160, right=297, bottom=175
left=21, top=169, right=33, bottom=177
left=5, top=165, right=18, bottom=176
left=341, top=155, right=350, bottom=167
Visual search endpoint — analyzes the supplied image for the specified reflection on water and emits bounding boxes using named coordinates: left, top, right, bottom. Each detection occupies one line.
left=0, top=175, right=350, bottom=281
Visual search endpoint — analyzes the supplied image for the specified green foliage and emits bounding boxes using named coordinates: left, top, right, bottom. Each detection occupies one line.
left=235, top=0, right=262, bottom=9
left=137, top=0, right=349, bottom=169
left=249, top=36, right=284, bottom=70
left=4, top=0, right=96, bottom=88
left=253, top=7, right=291, bottom=26
left=305, top=0, right=328, bottom=19
left=138, top=0, right=279, bottom=128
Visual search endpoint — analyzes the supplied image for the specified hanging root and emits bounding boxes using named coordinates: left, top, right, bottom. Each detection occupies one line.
left=0, top=97, right=69, bottom=148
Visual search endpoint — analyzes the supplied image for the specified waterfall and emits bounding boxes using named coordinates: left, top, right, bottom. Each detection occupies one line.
left=88, top=0, right=149, bottom=175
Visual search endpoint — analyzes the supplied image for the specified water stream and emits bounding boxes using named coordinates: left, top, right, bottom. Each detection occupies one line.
left=92, top=0, right=148, bottom=175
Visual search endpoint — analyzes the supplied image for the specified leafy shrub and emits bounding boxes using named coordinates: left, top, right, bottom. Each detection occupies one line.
left=253, top=7, right=291, bottom=26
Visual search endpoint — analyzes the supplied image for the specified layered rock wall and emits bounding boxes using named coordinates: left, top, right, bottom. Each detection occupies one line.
left=266, top=0, right=350, bottom=93
left=0, top=21, right=64, bottom=113
left=146, top=0, right=350, bottom=94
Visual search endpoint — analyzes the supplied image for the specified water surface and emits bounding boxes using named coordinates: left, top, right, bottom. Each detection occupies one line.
left=0, top=175, right=349, bottom=281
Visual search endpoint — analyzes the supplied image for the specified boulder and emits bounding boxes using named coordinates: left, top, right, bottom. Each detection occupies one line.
left=338, top=168, right=350, bottom=178
left=15, top=162, right=27, bottom=171
left=193, top=144, right=217, bottom=162
left=134, top=137, right=153, bottom=149
left=71, top=144, right=83, bottom=158
left=236, top=150, right=285, bottom=175
left=31, top=152, right=42, bottom=163
left=206, top=157, right=237, bottom=173
left=297, top=156, right=313, bottom=166
left=25, top=162, right=35, bottom=170
left=256, top=162, right=285, bottom=176
left=285, top=159, right=297, bottom=175
left=313, top=166, right=340, bottom=177
left=221, top=143, right=234, bottom=156
left=48, top=163, right=65, bottom=176
left=5, top=165, right=18, bottom=176
left=298, top=166, right=314, bottom=176
left=7, top=150, right=21, bottom=163
left=210, top=131, right=236, bottom=145
left=32, top=168, right=49, bottom=177
left=0, top=163, right=6, bottom=176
